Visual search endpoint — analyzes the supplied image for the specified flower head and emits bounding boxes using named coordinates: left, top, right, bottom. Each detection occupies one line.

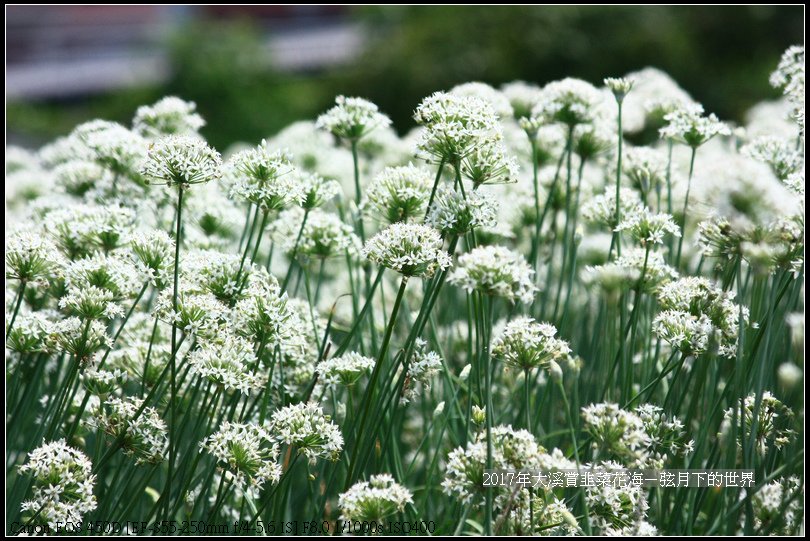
left=339, top=474, right=413, bottom=522
left=316, top=95, right=391, bottom=141
left=362, top=223, right=452, bottom=278
left=268, top=402, right=343, bottom=462
left=449, top=245, right=536, bottom=304
left=362, top=164, right=433, bottom=223
left=141, top=135, right=222, bottom=187
left=427, top=187, right=498, bottom=236
left=132, top=96, right=205, bottom=139
left=659, top=104, right=731, bottom=147
left=316, top=352, right=376, bottom=387
left=615, top=206, right=680, bottom=246
left=604, top=77, right=635, bottom=102
left=203, top=422, right=281, bottom=491
left=492, top=317, right=571, bottom=373
left=227, top=142, right=301, bottom=210
left=19, top=440, right=97, bottom=527
left=188, top=334, right=267, bottom=395
left=92, top=396, right=168, bottom=465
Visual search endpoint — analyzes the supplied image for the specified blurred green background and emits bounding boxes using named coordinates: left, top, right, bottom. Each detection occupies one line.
left=7, top=6, right=804, bottom=150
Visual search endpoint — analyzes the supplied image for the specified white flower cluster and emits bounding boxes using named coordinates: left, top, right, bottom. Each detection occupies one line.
left=659, top=104, right=731, bottom=147
left=443, top=425, right=572, bottom=505
left=272, top=207, right=361, bottom=260
left=19, top=440, right=97, bottom=528
left=615, top=206, right=680, bottom=246
left=427, top=187, right=498, bottom=236
left=316, top=351, right=376, bottom=388
left=401, top=338, right=443, bottom=403
left=338, top=473, right=414, bottom=522
left=583, top=402, right=687, bottom=469
left=413, top=91, right=501, bottom=164
left=362, top=223, right=452, bottom=278
left=584, top=461, right=651, bottom=534
left=531, top=78, right=606, bottom=126
left=492, top=317, right=571, bottom=373
left=6, top=228, right=62, bottom=282
left=769, top=45, right=804, bottom=135
left=73, top=120, right=148, bottom=178
left=582, top=248, right=678, bottom=295
left=604, top=76, right=635, bottom=102
left=92, top=396, right=168, bottom=465
left=132, top=96, right=205, bottom=139
left=316, top=95, right=392, bottom=141
left=202, top=421, right=282, bottom=491
left=449, top=245, right=536, bottom=304
left=362, top=164, right=433, bottom=223
left=746, top=476, right=802, bottom=535
left=268, top=402, right=343, bottom=462
left=141, top=135, right=222, bottom=187
left=719, top=391, right=796, bottom=457
left=188, top=334, right=267, bottom=395
left=48, top=317, right=112, bottom=365
left=653, top=277, right=747, bottom=357
left=227, top=142, right=302, bottom=211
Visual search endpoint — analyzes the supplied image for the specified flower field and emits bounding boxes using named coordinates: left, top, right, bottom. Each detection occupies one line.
left=5, top=46, right=804, bottom=536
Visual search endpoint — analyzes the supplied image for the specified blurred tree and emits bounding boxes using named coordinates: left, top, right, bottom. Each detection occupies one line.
left=340, top=6, right=803, bottom=131
left=7, top=6, right=803, bottom=148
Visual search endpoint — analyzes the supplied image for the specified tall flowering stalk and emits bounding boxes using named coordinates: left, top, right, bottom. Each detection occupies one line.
left=141, top=134, right=222, bottom=517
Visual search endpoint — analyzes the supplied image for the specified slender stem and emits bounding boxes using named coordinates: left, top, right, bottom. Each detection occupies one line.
left=281, top=207, right=310, bottom=292
left=165, top=183, right=185, bottom=518
left=6, top=280, right=27, bottom=337
left=610, top=99, right=624, bottom=260
left=344, top=275, right=409, bottom=488
left=425, top=158, right=446, bottom=219
left=675, top=146, right=697, bottom=267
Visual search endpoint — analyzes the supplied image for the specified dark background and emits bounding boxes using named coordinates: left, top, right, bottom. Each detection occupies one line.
left=6, top=5, right=805, bottom=149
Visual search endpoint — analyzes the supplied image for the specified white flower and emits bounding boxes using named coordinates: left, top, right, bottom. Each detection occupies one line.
left=141, top=135, right=222, bottom=186
left=5, top=228, right=62, bottom=282
left=73, top=120, right=148, bottom=178
left=19, top=440, right=97, bottom=528
left=128, top=229, right=175, bottom=287
left=92, top=396, right=168, bottom=465
left=268, top=402, right=343, bottom=462
left=653, top=277, right=747, bottom=357
left=449, top=245, right=536, bottom=304
left=188, top=334, right=267, bottom=395
left=362, top=164, right=433, bottom=223
left=584, top=461, right=650, bottom=533
left=501, top=80, right=543, bottom=121
left=414, top=91, right=500, bottom=163
left=604, top=77, right=635, bottom=102
left=362, top=223, right=452, bottom=278
left=202, top=422, right=281, bottom=491
left=492, top=317, right=571, bottom=372
left=48, top=317, right=111, bottom=365
left=719, top=391, right=796, bottom=457
left=427, top=187, right=498, bottom=236
left=450, top=82, right=514, bottom=119
left=316, top=352, right=376, bottom=387
left=316, top=95, right=391, bottom=141
left=58, top=285, right=123, bottom=320
left=659, top=104, right=731, bottom=147
left=227, top=142, right=302, bottom=210
left=271, top=207, right=361, bottom=260
left=532, top=78, right=606, bottom=126
left=132, top=96, right=205, bottom=139
left=6, top=312, right=51, bottom=354
left=339, top=474, right=413, bottom=522
left=296, top=171, right=342, bottom=210
left=615, top=206, right=680, bottom=246
left=459, top=137, right=520, bottom=186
